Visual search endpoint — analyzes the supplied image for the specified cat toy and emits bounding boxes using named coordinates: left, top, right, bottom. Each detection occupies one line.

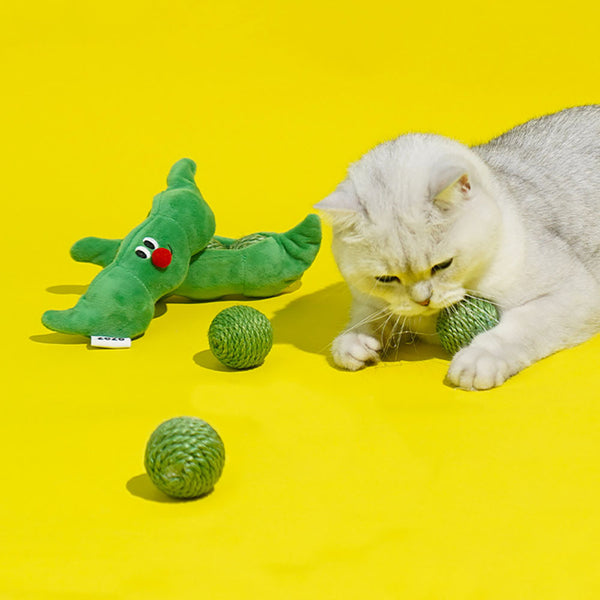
left=42, top=158, right=321, bottom=343
left=208, top=305, right=273, bottom=369
left=145, top=416, right=225, bottom=499
left=436, top=297, right=500, bottom=355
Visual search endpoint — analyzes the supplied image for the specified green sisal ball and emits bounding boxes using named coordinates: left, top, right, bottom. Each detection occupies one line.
left=208, top=305, right=273, bottom=369
left=436, top=297, right=500, bottom=356
left=144, top=416, right=225, bottom=499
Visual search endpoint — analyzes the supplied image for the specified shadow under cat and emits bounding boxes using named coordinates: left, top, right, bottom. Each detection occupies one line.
left=34, top=281, right=449, bottom=365
left=270, top=282, right=448, bottom=364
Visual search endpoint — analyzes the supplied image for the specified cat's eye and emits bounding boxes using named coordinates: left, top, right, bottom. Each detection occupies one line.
left=431, top=258, right=453, bottom=274
left=375, top=275, right=401, bottom=284
left=135, top=246, right=151, bottom=259
left=143, top=237, right=159, bottom=250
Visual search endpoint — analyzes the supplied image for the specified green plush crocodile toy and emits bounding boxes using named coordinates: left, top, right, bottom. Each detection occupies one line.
left=42, top=158, right=321, bottom=342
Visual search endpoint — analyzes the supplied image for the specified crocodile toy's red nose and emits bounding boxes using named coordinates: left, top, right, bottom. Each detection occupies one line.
left=151, top=247, right=172, bottom=268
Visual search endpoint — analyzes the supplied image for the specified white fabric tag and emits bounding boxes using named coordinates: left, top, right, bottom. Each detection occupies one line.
left=91, top=336, right=132, bottom=348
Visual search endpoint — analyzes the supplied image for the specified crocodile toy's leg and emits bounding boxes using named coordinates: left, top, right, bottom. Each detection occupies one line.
left=70, top=237, right=121, bottom=267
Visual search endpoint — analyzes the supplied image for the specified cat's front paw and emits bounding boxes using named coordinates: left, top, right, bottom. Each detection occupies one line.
left=446, top=344, right=514, bottom=390
left=332, top=332, right=382, bottom=371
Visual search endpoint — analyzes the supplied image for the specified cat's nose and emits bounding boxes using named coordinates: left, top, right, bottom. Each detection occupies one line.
left=409, top=282, right=432, bottom=307
left=151, top=247, right=172, bottom=268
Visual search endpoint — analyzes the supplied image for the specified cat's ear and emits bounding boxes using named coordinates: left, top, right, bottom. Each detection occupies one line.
left=314, top=181, right=364, bottom=215
left=432, top=171, right=472, bottom=209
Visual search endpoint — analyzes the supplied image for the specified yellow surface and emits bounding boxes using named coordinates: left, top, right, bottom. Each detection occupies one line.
left=3, top=1, right=600, bottom=598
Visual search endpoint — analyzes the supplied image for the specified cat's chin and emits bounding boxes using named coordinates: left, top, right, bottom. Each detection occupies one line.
left=391, top=306, right=440, bottom=317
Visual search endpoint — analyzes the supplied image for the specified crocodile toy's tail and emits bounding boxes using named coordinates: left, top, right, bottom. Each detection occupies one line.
left=177, top=214, right=322, bottom=300
left=277, top=213, right=322, bottom=267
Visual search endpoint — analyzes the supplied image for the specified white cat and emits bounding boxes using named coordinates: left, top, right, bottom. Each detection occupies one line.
left=316, top=106, right=600, bottom=390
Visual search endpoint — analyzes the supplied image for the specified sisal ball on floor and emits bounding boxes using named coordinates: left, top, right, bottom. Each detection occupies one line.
left=144, top=416, right=225, bottom=499
left=208, top=305, right=273, bottom=369
left=436, top=297, right=500, bottom=355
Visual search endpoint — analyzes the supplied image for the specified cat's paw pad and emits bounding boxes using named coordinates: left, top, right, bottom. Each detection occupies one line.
left=446, top=345, right=512, bottom=390
left=332, top=332, right=382, bottom=371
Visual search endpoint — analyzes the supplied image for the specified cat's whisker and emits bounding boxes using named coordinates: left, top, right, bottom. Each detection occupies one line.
left=460, top=294, right=500, bottom=315
left=392, top=314, right=404, bottom=348
left=408, top=315, right=439, bottom=338
left=385, top=313, right=404, bottom=352
left=319, top=306, right=391, bottom=355
left=315, top=305, right=391, bottom=355
left=462, top=289, right=519, bottom=311
left=395, top=315, right=410, bottom=346
left=386, top=314, right=414, bottom=353
left=374, top=311, right=393, bottom=335
left=343, top=306, right=391, bottom=335
left=379, top=310, right=398, bottom=350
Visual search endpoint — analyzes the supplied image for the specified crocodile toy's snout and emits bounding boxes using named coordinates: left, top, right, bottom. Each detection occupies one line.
left=151, top=247, right=172, bottom=268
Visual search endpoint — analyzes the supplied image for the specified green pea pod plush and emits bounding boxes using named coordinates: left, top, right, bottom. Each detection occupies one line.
left=70, top=214, right=322, bottom=300
left=42, top=158, right=215, bottom=339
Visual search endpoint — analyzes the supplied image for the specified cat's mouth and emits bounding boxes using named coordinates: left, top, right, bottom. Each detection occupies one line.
left=413, top=306, right=443, bottom=318
left=391, top=292, right=466, bottom=317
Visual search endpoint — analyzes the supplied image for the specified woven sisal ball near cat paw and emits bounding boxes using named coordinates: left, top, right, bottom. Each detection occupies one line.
left=208, top=305, right=273, bottom=369
left=144, top=417, right=226, bottom=499
left=436, top=297, right=500, bottom=355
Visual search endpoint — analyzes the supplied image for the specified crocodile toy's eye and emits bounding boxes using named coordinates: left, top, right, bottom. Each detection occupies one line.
left=135, top=246, right=151, bottom=259
left=143, top=237, right=159, bottom=250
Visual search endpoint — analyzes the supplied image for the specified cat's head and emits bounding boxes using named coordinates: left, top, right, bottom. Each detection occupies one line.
left=315, top=134, right=501, bottom=316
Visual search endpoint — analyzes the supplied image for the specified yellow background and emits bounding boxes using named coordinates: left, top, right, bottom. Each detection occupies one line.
left=3, top=1, right=600, bottom=598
